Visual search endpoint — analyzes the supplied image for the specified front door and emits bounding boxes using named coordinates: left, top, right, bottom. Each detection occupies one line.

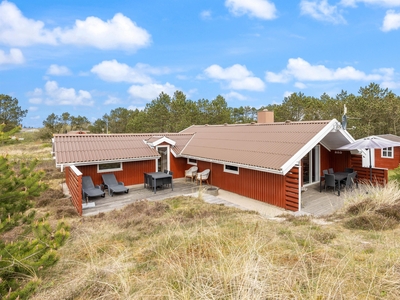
left=302, top=146, right=320, bottom=185
left=157, top=146, right=169, bottom=172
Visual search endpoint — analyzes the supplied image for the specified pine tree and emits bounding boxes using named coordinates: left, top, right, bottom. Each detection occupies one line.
left=0, top=154, right=70, bottom=299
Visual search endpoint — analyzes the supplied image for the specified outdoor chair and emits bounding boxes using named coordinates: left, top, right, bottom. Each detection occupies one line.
left=163, top=171, right=173, bottom=188
left=341, top=171, right=358, bottom=192
left=320, top=169, right=329, bottom=189
left=82, top=176, right=105, bottom=203
left=196, top=169, right=210, bottom=185
left=101, top=173, right=129, bottom=197
left=324, top=174, right=340, bottom=196
left=185, top=166, right=198, bottom=182
left=344, top=168, right=354, bottom=173
left=328, top=168, right=334, bottom=174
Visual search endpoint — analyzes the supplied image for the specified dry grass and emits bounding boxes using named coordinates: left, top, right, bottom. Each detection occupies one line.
left=30, top=194, right=400, bottom=299
left=4, top=142, right=400, bottom=299
left=336, top=180, right=400, bottom=231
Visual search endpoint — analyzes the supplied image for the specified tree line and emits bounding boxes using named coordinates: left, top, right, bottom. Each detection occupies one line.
left=2, top=82, right=400, bottom=141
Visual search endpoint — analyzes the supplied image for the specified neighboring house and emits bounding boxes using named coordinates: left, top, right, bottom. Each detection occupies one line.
left=52, top=111, right=388, bottom=216
left=374, top=134, right=400, bottom=170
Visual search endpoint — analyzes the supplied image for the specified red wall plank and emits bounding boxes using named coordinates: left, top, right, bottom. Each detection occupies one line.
left=193, top=161, right=287, bottom=209
left=78, top=160, right=156, bottom=186
left=374, top=148, right=400, bottom=170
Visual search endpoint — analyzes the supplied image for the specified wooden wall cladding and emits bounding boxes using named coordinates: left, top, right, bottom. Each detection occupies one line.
left=78, top=160, right=156, bottom=186
left=194, top=161, right=287, bottom=209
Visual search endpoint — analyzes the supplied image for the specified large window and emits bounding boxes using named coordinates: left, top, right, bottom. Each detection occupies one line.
left=187, top=158, right=197, bottom=165
left=382, top=147, right=394, bottom=158
left=224, top=164, right=239, bottom=174
left=97, top=162, right=122, bottom=173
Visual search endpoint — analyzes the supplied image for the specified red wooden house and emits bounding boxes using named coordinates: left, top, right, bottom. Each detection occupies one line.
left=52, top=111, right=388, bottom=215
left=373, top=134, right=400, bottom=170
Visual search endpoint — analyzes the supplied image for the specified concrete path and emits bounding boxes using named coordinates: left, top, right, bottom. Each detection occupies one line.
left=188, top=189, right=287, bottom=218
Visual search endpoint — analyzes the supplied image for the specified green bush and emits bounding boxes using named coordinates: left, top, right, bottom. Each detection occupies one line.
left=0, top=155, right=70, bottom=299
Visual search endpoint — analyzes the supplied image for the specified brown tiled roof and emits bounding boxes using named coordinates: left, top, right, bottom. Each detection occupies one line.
left=53, top=133, right=194, bottom=165
left=179, top=121, right=332, bottom=171
left=53, top=134, right=158, bottom=165
left=377, top=134, right=400, bottom=143
left=53, top=121, right=338, bottom=173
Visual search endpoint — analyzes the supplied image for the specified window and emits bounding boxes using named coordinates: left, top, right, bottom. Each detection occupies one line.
left=382, top=147, right=394, bottom=158
left=187, top=158, right=197, bottom=165
left=97, top=162, right=122, bottom=173
left=224, top=164, right=239, bottom=174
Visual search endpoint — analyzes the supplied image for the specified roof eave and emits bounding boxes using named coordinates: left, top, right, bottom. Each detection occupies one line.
left=280, top=119, right=354, bottom=175
left=179, top=155, right=284, bottom=175
left=55, top=156, right=159, bottom=169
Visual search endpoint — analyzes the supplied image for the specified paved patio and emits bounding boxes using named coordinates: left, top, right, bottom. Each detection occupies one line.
left=78, top=178, right=349, bottom=217
left=300, top=183, right=345, bottom=216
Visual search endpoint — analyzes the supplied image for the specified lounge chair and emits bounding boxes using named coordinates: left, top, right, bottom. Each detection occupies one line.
left=101, top=173, right=129, bottom=196
left=185, top=166, right=198, bottom=182
left=196, top=169, right=210, bottom=185
left=82, top=176, right=105, bottom=202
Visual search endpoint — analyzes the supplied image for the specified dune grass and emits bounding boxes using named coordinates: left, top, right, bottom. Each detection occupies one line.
left=3, top=142, right=400, bottom=299
left=29, top=189, right=400, bottom=299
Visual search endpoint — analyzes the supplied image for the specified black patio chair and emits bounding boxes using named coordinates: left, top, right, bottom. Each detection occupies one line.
left=101, top=173, right=129, bottom=196
left=162, top=171, right=173, bottom=188
left=341, top=172, right=358, bottom=192
left=344, top=168, right=354, bottom=173
left=320, top=169, right=329, bottom=190
left=324, top=174, right=340, bottom=196
left=82, top=176, right=105, bottom=202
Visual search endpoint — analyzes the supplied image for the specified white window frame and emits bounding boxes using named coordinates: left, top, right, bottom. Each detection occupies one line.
left=224, top=164, right=239, bottom=175
left=381, top=147, right=394, bottom=159
left=187, top=158, right=197, bottom=165
left=97, top=162, right=123, bottom=173
left=156, top=145, right=170, bottom=172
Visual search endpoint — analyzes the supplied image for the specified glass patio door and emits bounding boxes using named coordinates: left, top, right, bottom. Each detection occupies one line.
left=302, top=145, right=320, bottom=185
left=157, top=146, right=169, bottom=172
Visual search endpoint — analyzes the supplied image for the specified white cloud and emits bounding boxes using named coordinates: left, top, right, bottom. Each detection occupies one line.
left=300, top=0, right=346, bottom=24
left=265, top=71, right=291, bottom=83
left=128, top=83, right=178, bottom=100
left=91, top=60, right=169, bottom=84
left=224, top=91, right=248, bottom=101
left=294, top=82, right=307, bottom=89
left=28, top=106, right=38, bottom=111
left=0, top=1, right=57, bottom=46
left=56, top=13, right=151, bottom=50
left=283, top=91, right=293, bottom=98
left=381, top=80, right=400, bottom=89
left=28, top=97, right=43, bottom=104
left=104, top=96, right=121, bottom=105
left=382, top=10, right=400, bottom=31
left=200, top=10, right=212, bottom=20
left=0, top=48, right=24, bottom=64
left=340, top=0, right=400, bottom=7
left=265, top=57, right=384, bottom=83
left=225, top=0, right=277, bottom=20
left=204, top=64, right=265, bottom=91
left=46, top=64, right=72, bottom=76
left=0, top=2, right=151, bottom=50
left=30, top=115, right=41, bottom=120
left=28, top=81, right=93, bottom=106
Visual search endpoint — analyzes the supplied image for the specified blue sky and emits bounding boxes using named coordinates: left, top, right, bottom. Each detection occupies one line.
left=1, top=0, right=400, bottom=128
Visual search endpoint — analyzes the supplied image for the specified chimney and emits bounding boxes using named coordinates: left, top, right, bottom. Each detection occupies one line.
left=257, top=109, right=274, bottom=123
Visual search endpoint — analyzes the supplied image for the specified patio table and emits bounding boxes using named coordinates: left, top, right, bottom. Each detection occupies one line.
left=144, top=172, right=173, bottom=194
left=320, top=172, right=348, bottom=193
